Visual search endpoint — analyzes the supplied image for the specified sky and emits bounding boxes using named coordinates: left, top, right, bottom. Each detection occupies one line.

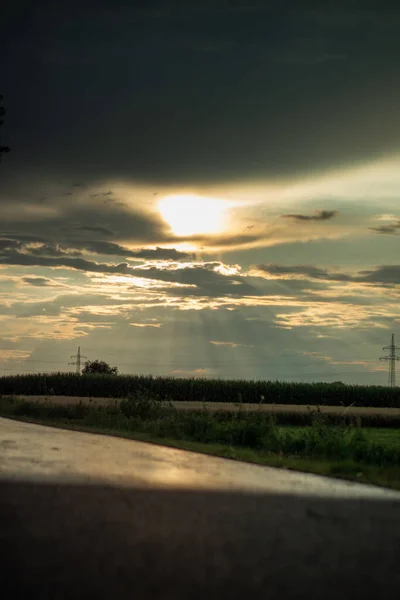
left=1, top=0, right=400, bottom=384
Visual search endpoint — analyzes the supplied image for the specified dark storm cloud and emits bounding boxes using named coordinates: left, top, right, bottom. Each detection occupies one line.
left=0, top=245, right=259, bottom=295
left=0, top=240, right=330, bottom=299
left=1, top=251, right=249, bottom=294
left=61, top=203, right=164, bottom=242
left=357, top=265, right=400, bottom=286
left=76, top=225, right=114, bottom=236
left=27, top=244, right=82, bottom=258
left=257, top=263, right=400, bottom=286
left=21, top=277, right=55, bottom=287
left=103, top=197, right=127, bottom=208
left=0, top=236, right=82, bottom=259
left=153, top=278, right=326, bottom=300
left=7, top=293, right=136, bottom=319
left=0, top=235, right=193, bottom=265
left=126, top=247, right=195, bottom=260
left=0, top=250, right=112, bottom=274
left=70, top=240, right=195, bottom=260
left=2, top=1, right=400, bottom=185
left=90, top=191, right=114, bottom=198
left=129, top=264, right=255, bottom=296
left=1, top=195, right=169, bottom=245
left=281, top=210, right=339, bottom=222
left=0, top=238, right=21, bottom=251
left=0, top=246, right=202, bottom=282
left=129, top=263, right=320, bottom=298
left=0, top=234, right=43, bottom=244
left=369, top=221, right=400, bottom=234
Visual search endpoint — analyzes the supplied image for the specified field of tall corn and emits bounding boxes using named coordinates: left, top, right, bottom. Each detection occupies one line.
left=0, top=373, right=399, bottom=408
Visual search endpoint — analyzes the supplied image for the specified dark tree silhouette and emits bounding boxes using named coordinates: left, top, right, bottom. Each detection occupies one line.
left=82, top=359, right=119, bottom=375
left=0, top=94, right=10, bottom=161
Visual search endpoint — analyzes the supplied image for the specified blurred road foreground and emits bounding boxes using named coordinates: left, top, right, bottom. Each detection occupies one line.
left=1, top=417, right=399, bottom=599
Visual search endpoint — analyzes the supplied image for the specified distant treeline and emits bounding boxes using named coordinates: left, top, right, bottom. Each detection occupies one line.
left=0, top=373, right=399, bottom=408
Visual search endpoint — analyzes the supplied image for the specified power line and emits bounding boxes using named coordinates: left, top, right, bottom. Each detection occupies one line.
left=68, top=346, right=87, bottom=374
left=0, top=340, right=385, bottom=370
left=0, top=340, right=392, bottom=384
left=16, top=356, right=378, bottom=369
left=14, top=360, right=66, bottom=365
left=1, top=349, right=383, bottom=371
left=0, top=369, right=64, bottom=373
left=380, top=333, right=400, bottom=387
left=15, top=351, right=379, bottom=367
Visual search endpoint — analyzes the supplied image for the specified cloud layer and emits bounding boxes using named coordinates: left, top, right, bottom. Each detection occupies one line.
left=2, top=2, right=400, bottom=185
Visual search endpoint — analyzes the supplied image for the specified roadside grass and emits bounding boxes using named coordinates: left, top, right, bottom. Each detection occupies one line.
left=1, top=394, right=400, bottom=490
left=360, top=427, right=400, bottom=448
left=281, top=425, right=400, bottom=450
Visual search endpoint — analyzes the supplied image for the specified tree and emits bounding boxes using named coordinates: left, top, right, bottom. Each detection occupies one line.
left=82, top=359, right=119, bottom=375
left=0, top=94, right=10, bottom=162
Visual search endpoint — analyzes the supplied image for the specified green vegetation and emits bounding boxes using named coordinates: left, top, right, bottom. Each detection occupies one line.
left=0, top=372, right=399, bottom=408
left=1, top=394, right=399, bottom=489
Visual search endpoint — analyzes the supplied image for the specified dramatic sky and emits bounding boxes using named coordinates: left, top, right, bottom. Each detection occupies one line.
left=1, top=0, right=400, bottom=384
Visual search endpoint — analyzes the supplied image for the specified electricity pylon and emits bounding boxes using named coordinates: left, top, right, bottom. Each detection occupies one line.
left=380, top=333, right=400, bottom=387
left=69, top=346, right=87, bottom=374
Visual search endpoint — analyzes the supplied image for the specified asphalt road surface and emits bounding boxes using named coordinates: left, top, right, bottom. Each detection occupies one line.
left=1, top=417, right=400, bottom=599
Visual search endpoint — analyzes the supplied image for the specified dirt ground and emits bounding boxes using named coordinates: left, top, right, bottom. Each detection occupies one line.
left=5, top=395, right=400, bottom=417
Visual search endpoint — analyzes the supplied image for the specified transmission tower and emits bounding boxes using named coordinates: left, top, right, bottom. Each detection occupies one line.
left=380, top=333, right=400, bottom=387
left=69, top=346, right=87, bottom=374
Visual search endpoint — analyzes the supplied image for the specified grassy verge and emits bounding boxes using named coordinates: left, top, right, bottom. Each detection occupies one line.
left=282, top=425, right=400, bottom=448
left=1, top=394, right=400, bottom=490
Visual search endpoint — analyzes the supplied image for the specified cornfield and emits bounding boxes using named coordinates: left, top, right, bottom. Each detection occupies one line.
left=0, top=373, right=399, bottom=408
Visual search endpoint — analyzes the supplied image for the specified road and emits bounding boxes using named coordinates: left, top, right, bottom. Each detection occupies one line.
left=1, top=417, right=400, bottom=599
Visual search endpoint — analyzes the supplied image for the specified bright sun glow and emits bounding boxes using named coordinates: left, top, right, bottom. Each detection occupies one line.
left=158, top=194, right=226, bottom=236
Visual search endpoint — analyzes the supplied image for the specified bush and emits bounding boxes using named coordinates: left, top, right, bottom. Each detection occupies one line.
left=120, top=392, right=174, bottom=420
left=82, top=360, right=118, bottom=375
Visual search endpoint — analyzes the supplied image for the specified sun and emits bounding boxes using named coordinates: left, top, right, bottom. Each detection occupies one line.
left=158, top=194, right=226, bottom=236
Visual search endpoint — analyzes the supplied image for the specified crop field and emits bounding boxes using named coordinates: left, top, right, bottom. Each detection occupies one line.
left=4, top=395, right=400, bottom=428
left=0, top=372, right=399, bottom=408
